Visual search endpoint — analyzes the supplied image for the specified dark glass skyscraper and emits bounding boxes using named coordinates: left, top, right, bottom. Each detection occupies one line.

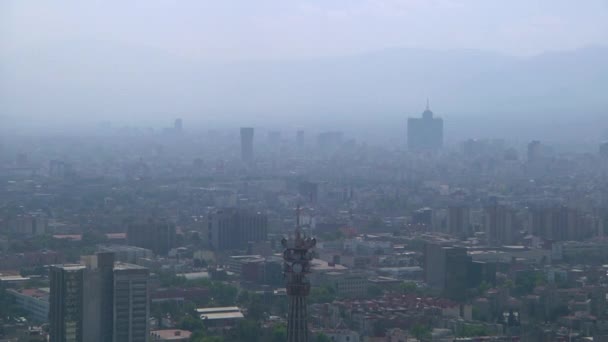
left=49, top=265, right=86, bottom=342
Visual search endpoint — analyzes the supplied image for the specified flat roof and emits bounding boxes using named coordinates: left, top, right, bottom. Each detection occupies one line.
left=114, top=262, right=148, bottom=270
left=150, top=329, right=192, bottom=340
left=199, top=312, right=244, bottom=320
left=52, top=264, right=86, bottom=271
left=0, top=275, right=30, bottom=281
left=196, top=306, right=241, bottom=314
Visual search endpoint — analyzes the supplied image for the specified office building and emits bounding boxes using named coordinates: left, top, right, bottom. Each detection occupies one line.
left=205, top=208, right=268, bottom=251
left=298, top=181, right=319, bottom=204
left=424, top=243, right=470, bottom=301
left=600, top=142, right=608, bottom=159
left=447, top=206, right=471, bottom=237
left=8, top=288, right=50, bottom=323
left=49, top=253, right=150, bottom=342
left=174, top=118, right=183, bottom=133
left=240, top=127, right=254, bottom=163
left=527, top=140, right=543, bottom=162
left=49, top=264, right=86, bottom=342
left=127, top=220, right=176, bottom=256
left=412, top=207, right=433, bottom=225
left=81, top=252, right=115, bottom=342
left=268, top=131, right=281, bottom=145
left=113, top=263, right=150, bottom=342
left=296, top=130, right=305, bottom=148
left=317, top=131, right=343, bottom=150
left=407, top=101, right=443, bottom=150
left=484, top=204, right=516, bottom=246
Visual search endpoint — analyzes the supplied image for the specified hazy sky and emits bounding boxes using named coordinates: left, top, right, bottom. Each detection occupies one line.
left=3, top=0, right=608, bottom=60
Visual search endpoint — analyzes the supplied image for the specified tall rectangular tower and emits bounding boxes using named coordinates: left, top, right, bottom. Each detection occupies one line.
left=50, top=254, right=150, bottom=342
left=81, top=252, right=115, bottom=342
left=407, top=102, right=443, bottom=150
left=424, top=243, right=471, bottom=300
left=49, top=265, right=86, bottom=342
left=484, top=204, right=515, bottom=246
left=447, top=206, right=471, bottom=237
left=240, top=127, right=254, bottom=163
left=113, top=263, right=150, bottom=342
left=174, top=118, right=183, bottom=133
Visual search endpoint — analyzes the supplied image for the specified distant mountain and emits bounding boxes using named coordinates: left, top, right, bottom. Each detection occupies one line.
left=1, top=41, right=607, bottom=139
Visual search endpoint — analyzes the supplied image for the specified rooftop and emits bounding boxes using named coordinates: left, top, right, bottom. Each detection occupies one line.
left=150, top=329, right=192, bottom=340
left=196, top=306, right=244, bottom=321
left=114, top=262, right=148, bottom=270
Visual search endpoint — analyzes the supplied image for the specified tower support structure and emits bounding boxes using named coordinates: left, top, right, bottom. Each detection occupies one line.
left=282, top=211, right=316, bottom=342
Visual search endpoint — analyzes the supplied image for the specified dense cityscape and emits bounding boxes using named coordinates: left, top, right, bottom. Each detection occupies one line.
left=3, top=1, right=608, bottom=342
left=0, top=105, right=607, bottom=341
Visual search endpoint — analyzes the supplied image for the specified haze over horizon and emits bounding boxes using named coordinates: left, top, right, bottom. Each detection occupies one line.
left=1, top=1, right=608, bottom=141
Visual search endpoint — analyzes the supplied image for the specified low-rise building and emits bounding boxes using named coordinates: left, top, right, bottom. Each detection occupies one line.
left=7, top=288, right=50, bottom=323
left=195, top=306, right=244, bottom=329
left=150, top=329, right=192, bottom=341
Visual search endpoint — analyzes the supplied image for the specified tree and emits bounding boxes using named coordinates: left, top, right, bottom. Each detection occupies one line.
left=367, top=285, right=384, bottom=298
left=178, top=315, right=205, bottom=332
left=477, top=281, right=490, bottom=295
left=231, top=320, right=262, bottom=342
left=309, top=285, right=336, bottom=304
left=457, top=324, right=488, bottom=337
left=210, top=282, right=238, bottom=306
left=82, top=230, right=108, bottom=246
left=271, top=324, right=287, bottom=342
left=399, top=282, right=418, bottom=294
left=410, top=324, right=431, bottom=340
left=245, top=294, right=265, bottom=321
left=314, top=333, right=331, bottom=342
left=191, top=335, right=224, bottom=342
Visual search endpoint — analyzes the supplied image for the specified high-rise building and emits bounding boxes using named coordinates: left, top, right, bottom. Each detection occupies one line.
left=424, top=243, right=470, bottom=301
left=127, top=220, right=176, bottom=256
left=49, top=264, right=86, bottom=342
left=174, top=118, right=183, bottom=133
left=205, top=208, right=268, bottom=251
left=484, top=204, right=515, bottom=246
left=49, top=253, right=150, bottom=342
left=447, top=206, right=471, bottom=237
left=600, top=142, right=608, bottom=159
left=113, top=263, right=150, bottom=342
left=530, top=206, right=592, bottom=241
left=81, top=252, right=115, bottom=342
left=527, top=140, right=543, bottom=162
left=268, top=131, right=281, bottom=145
left=412, top=207, right=433, bottom=226
left=240, top=127, right=254, bottom=162
left=298, top=181, right=318, bottom=204
left=317, top=131, right=343, bottom=150
left=407, top=101, right=443, bottom=150
left=296, top=130, right=305, bottom=149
